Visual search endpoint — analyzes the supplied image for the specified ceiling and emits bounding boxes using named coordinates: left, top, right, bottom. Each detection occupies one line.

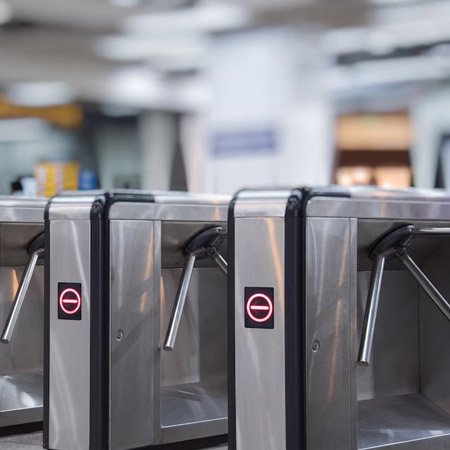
left=0, top=0, right=449, bottom=111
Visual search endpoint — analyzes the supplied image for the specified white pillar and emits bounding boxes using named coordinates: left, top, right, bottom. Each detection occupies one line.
left=138, top=112, right=178, bottom=190
left=204, top=26, right=334, bottom=194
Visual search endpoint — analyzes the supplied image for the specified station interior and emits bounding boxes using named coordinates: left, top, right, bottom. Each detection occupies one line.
left=1, top=0, right=450, bottom=449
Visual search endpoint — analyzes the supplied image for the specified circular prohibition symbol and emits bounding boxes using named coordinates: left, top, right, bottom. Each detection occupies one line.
left=246, top=293, right=273, bottom=323
left=59, top=288, right=81, bottom=315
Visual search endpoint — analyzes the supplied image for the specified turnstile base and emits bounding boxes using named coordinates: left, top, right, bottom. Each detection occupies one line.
left=359, top=393, right=450, bottom=449
left=161, top=378, right=227, bottom=444
left=0, top=371, right=43, bottom=428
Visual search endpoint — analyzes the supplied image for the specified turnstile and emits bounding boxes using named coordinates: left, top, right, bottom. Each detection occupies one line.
left=0, top=197, right=46, bottom=428
left=45, top=191, right=229, bottom=450
left=229, top=187, right=450, bottom=450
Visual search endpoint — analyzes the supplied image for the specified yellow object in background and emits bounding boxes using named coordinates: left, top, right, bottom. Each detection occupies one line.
left=35, top=161, right=79, bottom=197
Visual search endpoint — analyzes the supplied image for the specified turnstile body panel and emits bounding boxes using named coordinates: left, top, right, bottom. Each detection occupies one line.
left=46, top=191, right=229, bottom=450
left=230, top=187, right=450, bottom=450
left=0, top=197, right=47, bottom=428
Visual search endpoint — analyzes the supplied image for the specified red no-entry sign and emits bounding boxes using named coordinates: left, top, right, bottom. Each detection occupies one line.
left=58, top=284, right=82, bottom=320
left=245, top=287, right=274, bottom=329
left=246, top=293, right=273, bottom=323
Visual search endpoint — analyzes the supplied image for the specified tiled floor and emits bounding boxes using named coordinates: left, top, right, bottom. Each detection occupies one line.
left=0, top=432, right=227, bottom=450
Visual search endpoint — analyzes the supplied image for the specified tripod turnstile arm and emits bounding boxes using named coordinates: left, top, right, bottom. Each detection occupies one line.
left=209, top=249, right=228, bottom=276
left=358, top=253, right=386, bottom=366
left=163, top=226, right=227, bottom=351
left=358, top=224, right=450, bottom=367
left=163, top=253, right=197, bottom=351
left=399, top=251, right=450, bottom=322
left=1, top=246, right=44, bottom=344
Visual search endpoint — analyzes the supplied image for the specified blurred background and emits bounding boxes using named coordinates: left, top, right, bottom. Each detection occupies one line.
left=0, top=0, right=449, bottom=196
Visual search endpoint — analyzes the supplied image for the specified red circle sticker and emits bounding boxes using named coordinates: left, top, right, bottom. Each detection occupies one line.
left=59, top=288, right=81, bottom=315
left=246, top=293, right=273, bottom=323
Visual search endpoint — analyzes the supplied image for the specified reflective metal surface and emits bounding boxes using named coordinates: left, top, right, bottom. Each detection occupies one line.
left=399, top=252, right=450, bottom=321
left=234, top=216, right=286, bottom=450
left=109, top=202, right=228, bottom=222
left=48, top=194, right=101, bottom=220
left=0, top=224, right=45, bottom=266
left=109, top=203, right=228, bottom=448
left=0, top=371, right=43, bottom=427
left=48, top=218, right=91, bottom=450
left=234, top=190, right=293, bottom=218
left=232, top=187, right=450, bottom=450
left=306, top=218, right=354, bottom=450
left=160, top=265, right=228, bottom=444
left=110, top=220, right=156, bottom=450
left=356, top=270, right=420, bottom=401
left=0, top=198, right=46, bottom=429
left=0, top=197, right=47, bottom=223
left=418, top=243, right=450, bottom=418
left=48, top=192, right=229, bottom=449
left=358, top=394, right=450, bottom=449
left=306, top=197, right=450, bottom=220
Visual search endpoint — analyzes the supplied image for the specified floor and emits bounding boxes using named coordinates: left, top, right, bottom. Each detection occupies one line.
left=0, top=432, right=227, bottom=450
left=0, top=431, right=42, bottom=450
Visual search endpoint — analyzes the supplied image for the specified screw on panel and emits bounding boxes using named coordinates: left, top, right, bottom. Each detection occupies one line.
left=115, top=330, right=124, bottom=342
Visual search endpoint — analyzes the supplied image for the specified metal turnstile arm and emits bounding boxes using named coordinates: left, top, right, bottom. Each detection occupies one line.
left=1, top=247, right=44, bottom=344
left=358, top=253, right=386, bottom=366
left=357, top=224, right=450, bottom=367
left=399, top=251, right=450, bottom=322
left=163, top=226, right=227, bottom=351
left=209, top=249, right=228, bottom=276
left=163, top=253, right=197, bottom=351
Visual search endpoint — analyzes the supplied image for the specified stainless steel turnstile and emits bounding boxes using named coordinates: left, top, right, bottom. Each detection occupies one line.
left=0, top=197, right=46, bottom=428
left=45, top=191, right=229, bottom=450
left=229, top=187, right=450, bottom=450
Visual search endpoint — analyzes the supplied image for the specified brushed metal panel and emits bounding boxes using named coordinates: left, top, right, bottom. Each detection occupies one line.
left=110, top=220, right=156, bottom=450
left=153, top=193, right=230, bottom=205
left=234, top=217, right=286, bottom=450
left=0, top=197, right=46, bottom=223
left=48, top=195, right=101, bottom=220
left=49, top=220, right=91, bottom=450
left=306, top=197, right=450, bottom=220
left=234, top=190, right=293, bottom=218
left=306, top=217, right=354, bottom=449
left=108, top=203, right=228, bottom=222
left=0, top=224, right=44, bottom=267
left=350, top=218, right=358, bottom=450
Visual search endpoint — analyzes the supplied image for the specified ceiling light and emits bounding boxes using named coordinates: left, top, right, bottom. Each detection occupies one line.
left=5, top=82, right=75, bottom=107
left=367, top=0, right=419, bottom=4
left=122, top=4, right=251, bottom=36
left=93, top=34, right=208, bottom=62
left=108, top=0, right=141, bottom=7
